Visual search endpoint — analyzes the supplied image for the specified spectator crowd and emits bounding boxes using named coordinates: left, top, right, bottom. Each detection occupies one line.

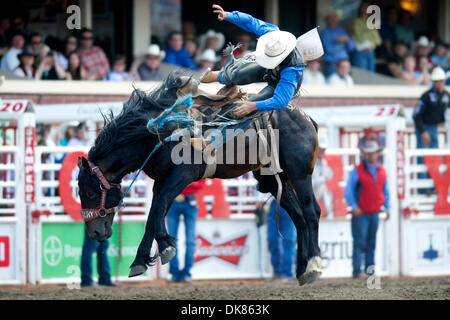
left=1, top=4, right=449, bottom=86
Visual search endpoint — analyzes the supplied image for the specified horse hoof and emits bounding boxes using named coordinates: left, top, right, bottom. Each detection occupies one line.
left=297, top=274, right=308, bottom=286
left=129, top=265, right=147, bottom=278
left=307, top=270, right=320, bottom=284
left=159, top=246, right=176, bottom=265
left=305, top=256, right=322, bottom=284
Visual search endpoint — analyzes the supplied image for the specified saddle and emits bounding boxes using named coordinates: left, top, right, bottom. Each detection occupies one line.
left=189, top=84, right=247, bottom=123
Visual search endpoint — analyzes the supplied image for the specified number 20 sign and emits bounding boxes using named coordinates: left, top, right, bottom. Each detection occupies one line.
left=0, top=100, right=27, bottom=114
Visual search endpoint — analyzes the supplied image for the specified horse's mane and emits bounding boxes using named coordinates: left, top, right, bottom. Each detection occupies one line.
left=88, top=70, right=191, bottom=162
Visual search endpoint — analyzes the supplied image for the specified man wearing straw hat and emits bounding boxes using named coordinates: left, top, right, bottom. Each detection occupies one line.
left=344, top=140, right=390, bottom=278
left=201, top=4, right=323, bottom=118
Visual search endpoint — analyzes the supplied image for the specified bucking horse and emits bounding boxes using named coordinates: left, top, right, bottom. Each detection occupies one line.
left=77, top=70, right=322, bottom=286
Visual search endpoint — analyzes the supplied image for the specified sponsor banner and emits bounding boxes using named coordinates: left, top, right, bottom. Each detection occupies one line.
left=41, top=222, right=146, bottom=280
left=403, top=219, right=450, bottom=276
left=0, top=224, right=16, bottom=281
left=189, top=219, right=271, bottom=279
left=319, top=219, right=387, bottom=278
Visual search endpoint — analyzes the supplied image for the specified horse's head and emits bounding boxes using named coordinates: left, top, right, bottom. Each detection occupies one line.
left=77, top=156, right=122, bottom=241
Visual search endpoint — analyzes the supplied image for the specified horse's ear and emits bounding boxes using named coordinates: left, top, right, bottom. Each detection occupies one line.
left=78, top=156, right=90, bottom=171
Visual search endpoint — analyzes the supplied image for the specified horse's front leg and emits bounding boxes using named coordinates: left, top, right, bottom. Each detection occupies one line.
left=129, top=166, right=197, bottom=277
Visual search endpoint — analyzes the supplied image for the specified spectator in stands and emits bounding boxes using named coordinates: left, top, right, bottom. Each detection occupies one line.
left=352, top=1, right=381, bottom=72
left=377, top=6, right=397, bottom=60
left=67, top=122, right=88, bottom=146
left=320, top=9, right=355, bottom=78
left=312, top=133, right=333, bottom=218
left=104, top=55, right=138, bottom=82
left=345, top=140, right=390, bottom=278
left=327, top=59, right=354, bottom=86
left=184, top=37, right=198, bottom=60
left=387, top=41, right=409, bottom=78
left=395, top=10, right=415, bottom=46
left=417, top=56, right=431, bottom=86
left=413, top=67, right=449, bottom=149
left=28, top=32, right=51, bottom=68
left=59, top=122, right=77, bottom=146
left=397, top=55, right=428, bottom=85
left=0, top=31, right=25, bottom=71
left=414, top=36, right=432, bottom=71
left=430, top=42, right=448, bottom=69
left=198, top=29, right=225, bottom=55
left=57, top=35, right=78, bottom=71
left=167, top=180, right=206, bottom=283
left=12, top=46, right=36, bottom=79
left=0, top=17, right=10, bottom=49
left=302, top=59, right=326, bottom=85
left=65, top=51, right=88, bottom=80
left=233, top=33, right=252, bottom=59
left=163, top=31, right=198, bottom=70
left=78, top=28, right=110, bottom=80
left=196, top=48, right=219, bottom=73
left=137, top=44, right=164, bottom=81
left=36, top=50, right=66, bottom=80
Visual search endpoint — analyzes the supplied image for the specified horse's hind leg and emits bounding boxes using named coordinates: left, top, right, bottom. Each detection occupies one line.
left=253, top=171, right=309, bottom=285
left=289, top=174, right=322, bottom=284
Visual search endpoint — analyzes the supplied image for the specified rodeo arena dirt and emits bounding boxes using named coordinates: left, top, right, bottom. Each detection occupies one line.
left=0, top=1, right=450, bottom=313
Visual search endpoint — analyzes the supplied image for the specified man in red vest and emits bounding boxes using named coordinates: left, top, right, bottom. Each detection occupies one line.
left=345, top=140, right=390, bottom=278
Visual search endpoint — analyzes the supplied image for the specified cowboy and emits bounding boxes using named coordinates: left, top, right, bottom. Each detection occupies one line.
left=344, top=140, right=390, bottom=278
left=201, top=4, right=319, bottom=118
left=413, top=67, right=449, bottom=193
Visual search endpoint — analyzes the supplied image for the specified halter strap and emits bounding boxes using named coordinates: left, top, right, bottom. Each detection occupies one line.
left=81, top=160, right=122, bottom=222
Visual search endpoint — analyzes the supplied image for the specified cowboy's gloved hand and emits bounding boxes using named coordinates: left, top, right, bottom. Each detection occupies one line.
left=212, top=4, right=227, bottom=21
left=233, top=102, right=257, bottom=117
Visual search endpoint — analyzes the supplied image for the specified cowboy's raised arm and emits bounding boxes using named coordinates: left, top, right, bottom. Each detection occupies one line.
left=213, top=4, right=278, bottom=37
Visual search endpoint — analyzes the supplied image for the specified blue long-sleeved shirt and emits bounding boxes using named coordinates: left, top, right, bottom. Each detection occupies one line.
left=224, top=11, right=303, bottom=112
left=344, top=160, right=391, bottom=211
left=320, top=26, right=355, bottom=64
left=163, top=47, right=198, bottom=71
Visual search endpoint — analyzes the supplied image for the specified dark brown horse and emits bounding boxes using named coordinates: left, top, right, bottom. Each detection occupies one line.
left=77, top=71, right=322, bottom=285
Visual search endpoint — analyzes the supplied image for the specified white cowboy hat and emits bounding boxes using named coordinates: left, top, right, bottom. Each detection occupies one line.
left=254, top=31, right=297, bottom=69
left=416, top=36, right=430, bottom=47
left=430, top=67, right=448, bottom=81
left=199, top=29, right=225, bottom=51
left=197, top=48, right=220, bottom=63
left=145, top=44, right=165, bottom=60
left=360, top=140, right=382, bottom=154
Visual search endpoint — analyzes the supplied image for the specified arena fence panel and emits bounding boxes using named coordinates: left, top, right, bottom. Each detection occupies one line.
left=0, top=100, right=34, bottom=285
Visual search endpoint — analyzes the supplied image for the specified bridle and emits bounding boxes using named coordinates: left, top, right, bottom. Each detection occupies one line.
left=81, top=160, right=122, bottom=222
